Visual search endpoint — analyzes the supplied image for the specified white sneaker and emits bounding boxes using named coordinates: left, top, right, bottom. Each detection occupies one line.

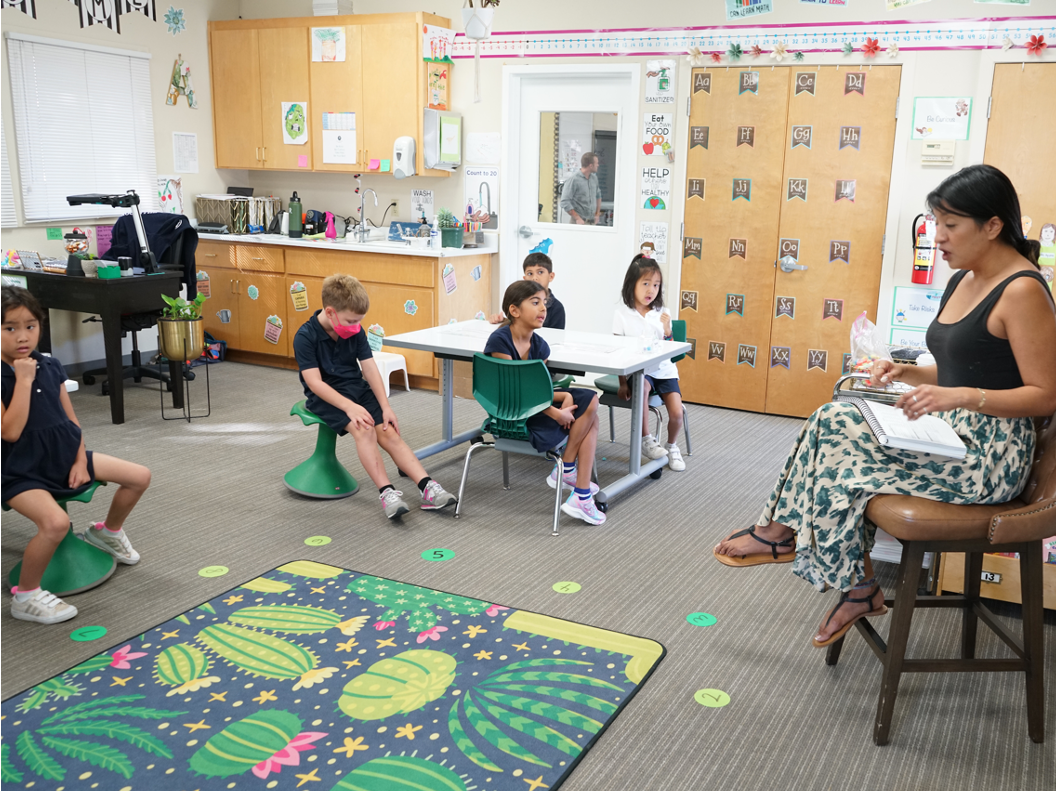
left=83, top=523, right=140, bottom=565
left=11, top=589, right=78, bottom=624
left=666, top=443, right=686, bottom=471
left=380, top=489, right=410, bottom=519
left=641, top=435, right=668, bottom=461
left=421, top=480, right=458, bottom=510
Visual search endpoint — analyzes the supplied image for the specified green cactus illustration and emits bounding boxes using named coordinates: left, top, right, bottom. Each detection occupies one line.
left=154, top=643, right=221, bottom=696
left=15, top=677, right=84, bottom=713
left=346, top=575, right=489, bottom=636
left=228, top=604, right=367, bottom=636
left=195, top=623, right=337, bottom=690
left=338, top=650, right=457, bottom=720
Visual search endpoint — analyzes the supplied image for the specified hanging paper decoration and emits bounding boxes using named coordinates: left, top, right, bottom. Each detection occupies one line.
left=1002, top=37, right=1015, bottom=52
left=727, top=43, right=743, bottom=61
left=842, top=41, right=854, bottom=55
left=78, top=0, right=119, bottom=32
left=686, top=46, right=706, bottom=66
left=794, top=51, right=805, bottom=62
left=3, top=0, right=35, bottom=18
left=862, top=37, right=881, bottom=57
left=710, top=52, right=723, bottom=63
left=1027, top=35, right=1047, bottom=56
left=422, top=24, right=456, bottom=63
left=164, top=5, right=185, bottom=35
left=158, top=176, right=184, bottom=214
left=770, top=42, right=788, bottom=61
left=166, top=55, right=197, bottom=108
left=887, top=42, right=900, bottom=58
left=750, top=44, right=763, bottom=58
left=123, top=0, right=156, bottom=20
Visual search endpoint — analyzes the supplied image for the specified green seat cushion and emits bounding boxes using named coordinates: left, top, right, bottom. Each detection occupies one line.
left=552, top=374, right=575, bottom=390
left=595, top=374, right=619, bottom=394
left=3, top=480, right=104, bottom=512
left=291, top=400, right=326, bottom=428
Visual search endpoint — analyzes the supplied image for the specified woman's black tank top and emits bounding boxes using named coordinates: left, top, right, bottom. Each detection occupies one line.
left=925, top=268, right=1051, bottom=389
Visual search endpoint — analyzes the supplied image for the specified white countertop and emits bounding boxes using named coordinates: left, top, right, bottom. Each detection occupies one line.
left=197, top=232, right=496, bottom=258
left=384, top=319, right=691, bottom=378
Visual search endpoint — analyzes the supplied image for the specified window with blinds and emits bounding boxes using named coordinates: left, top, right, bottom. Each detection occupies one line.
left=1, top=124, right=15, bottom=228
left=6, top=32, right=158, bottom=224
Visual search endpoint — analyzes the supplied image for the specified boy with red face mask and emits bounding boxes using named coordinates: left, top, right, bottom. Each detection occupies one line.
left=293, top=274, right=458, bottom=519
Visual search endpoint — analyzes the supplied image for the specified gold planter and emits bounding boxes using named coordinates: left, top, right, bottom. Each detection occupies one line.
left=158, top=318, right=205, bottom=361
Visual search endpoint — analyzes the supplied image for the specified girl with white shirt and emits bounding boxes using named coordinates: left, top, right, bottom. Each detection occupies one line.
left=611, top=255, right=686, bottom=471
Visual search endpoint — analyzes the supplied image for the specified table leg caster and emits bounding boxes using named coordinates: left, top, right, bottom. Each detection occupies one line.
left=650, top=468, right=663, bottom=480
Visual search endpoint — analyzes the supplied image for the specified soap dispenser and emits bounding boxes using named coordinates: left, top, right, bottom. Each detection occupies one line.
left=288, top=191, right=303, bottom=238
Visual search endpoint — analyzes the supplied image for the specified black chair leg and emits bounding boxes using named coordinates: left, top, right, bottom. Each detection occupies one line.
left=874, top=540, right=926, bottom=746
left=825, top=636, right=845, bottom=666
left=962, top=551, right=984, bottom=659
left=1019, top=540, right=1045, bottom=743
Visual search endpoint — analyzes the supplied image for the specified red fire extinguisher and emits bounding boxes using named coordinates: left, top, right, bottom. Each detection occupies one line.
left=911, top=212, right=936, bottom=285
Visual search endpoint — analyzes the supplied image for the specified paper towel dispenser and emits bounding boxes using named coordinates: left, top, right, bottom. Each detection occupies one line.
left=424, top=108, right=461, bottom=171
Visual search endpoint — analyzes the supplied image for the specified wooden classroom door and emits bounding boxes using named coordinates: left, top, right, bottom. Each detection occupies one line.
left=680, top=68, right=791, bottom=413
left=984, top=63, right=1056, bottom=291
left=764, top=66, right=900, bottom=416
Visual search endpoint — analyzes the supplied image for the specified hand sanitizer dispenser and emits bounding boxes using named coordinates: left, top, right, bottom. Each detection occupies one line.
left=393, top=137, right=416, bottom=179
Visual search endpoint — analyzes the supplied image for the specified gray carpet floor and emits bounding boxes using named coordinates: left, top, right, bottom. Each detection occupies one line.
left=2, top=361, right=1053, bottom=790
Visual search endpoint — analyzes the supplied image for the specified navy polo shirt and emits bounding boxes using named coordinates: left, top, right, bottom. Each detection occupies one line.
left=293, top=310, right=373, bottom=395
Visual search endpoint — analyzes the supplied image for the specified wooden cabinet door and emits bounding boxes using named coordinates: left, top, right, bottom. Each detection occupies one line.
left=764, top=66, right=900, bottom=417
left=210, top=29, right=263, bottom=169
left=285, top=276, right=321, bottom=358
left=985, top=63, right=1056, bottom=291
left=361, top=282, right=435, bottom=378
left=361, top=22, right=419, bottom=166
left=259, top=27, right=312, bottom=170
left=238, top=273, right=288, bottom=355
left=680, top=68, right=791, bottom=413
left=311, top=26, right=364, bottom=171
left=200, top=267, right=241, bottom=349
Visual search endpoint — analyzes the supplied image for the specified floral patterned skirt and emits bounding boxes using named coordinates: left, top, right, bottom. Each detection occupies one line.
left=759, top=401, right=1036, bottom=593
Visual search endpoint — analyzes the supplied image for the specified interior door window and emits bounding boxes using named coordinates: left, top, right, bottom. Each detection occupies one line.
left=538, top=111, right=618, bottom=227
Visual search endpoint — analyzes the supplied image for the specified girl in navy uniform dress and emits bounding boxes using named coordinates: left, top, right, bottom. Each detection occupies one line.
left=2, top=287, right=151, bottom=624
left=484, top=281, right=605, bottom=525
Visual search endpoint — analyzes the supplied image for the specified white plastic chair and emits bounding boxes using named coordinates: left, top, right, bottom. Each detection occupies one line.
left=373, top=351, right=410, bottom=397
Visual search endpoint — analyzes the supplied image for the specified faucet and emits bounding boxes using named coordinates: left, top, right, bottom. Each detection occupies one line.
left=355, top=176, right=378, bottom=243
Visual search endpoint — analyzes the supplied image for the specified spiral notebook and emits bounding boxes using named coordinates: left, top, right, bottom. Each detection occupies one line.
left=837, top=396, right=967, bottom=459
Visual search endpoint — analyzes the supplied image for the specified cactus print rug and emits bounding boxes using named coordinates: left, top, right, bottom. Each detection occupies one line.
left=1, top=562, right=665, bottom=791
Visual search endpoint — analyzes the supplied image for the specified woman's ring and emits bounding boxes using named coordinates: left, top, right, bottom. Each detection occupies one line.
left=912, top=395, right=918, bottom=402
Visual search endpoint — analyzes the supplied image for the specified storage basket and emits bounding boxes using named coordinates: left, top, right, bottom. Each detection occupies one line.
left=195, top=195, right=282, bottom=234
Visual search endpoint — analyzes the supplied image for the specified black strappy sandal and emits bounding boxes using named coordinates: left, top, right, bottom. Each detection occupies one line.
left=812, top=583, right=888, bottom=647
left=713, top=527, right=796, bottom=567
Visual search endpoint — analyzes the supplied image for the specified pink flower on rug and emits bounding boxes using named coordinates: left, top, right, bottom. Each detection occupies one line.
left=251, top=731, right=328, bottom=780
left=485, top=604, right=509, bottom=617
left=109, top=645, right=147, bottom=670
left=374, top=621, right=396, bottom=630
left=416, top=626, right=448, bottom=643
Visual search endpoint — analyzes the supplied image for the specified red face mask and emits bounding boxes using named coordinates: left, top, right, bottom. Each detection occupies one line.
left=328, top=310, right=361, bottom=339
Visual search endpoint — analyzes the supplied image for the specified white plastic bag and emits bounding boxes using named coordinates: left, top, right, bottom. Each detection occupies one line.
left=849, top=311, right=892, bottom=372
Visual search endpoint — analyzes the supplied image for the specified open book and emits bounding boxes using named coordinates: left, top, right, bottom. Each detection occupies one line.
left=836, top=396, right=967, bottom=459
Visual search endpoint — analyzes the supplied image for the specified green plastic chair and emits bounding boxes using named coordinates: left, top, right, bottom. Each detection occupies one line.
left=595, top=319, right=693, bottom=458
left=283, top=401, right=359, bottom=499
left=5, top=481, right=117, bottom=596
left=456, top=354, right=581, bottom=536
left=552, top=374, right=575, bottom=389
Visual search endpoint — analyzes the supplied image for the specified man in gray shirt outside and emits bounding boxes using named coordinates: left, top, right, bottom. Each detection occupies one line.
left=560, top=152, right=601, bottom=225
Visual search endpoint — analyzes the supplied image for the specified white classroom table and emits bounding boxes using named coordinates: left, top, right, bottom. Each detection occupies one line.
left=384, top=320, right=691, bottom=508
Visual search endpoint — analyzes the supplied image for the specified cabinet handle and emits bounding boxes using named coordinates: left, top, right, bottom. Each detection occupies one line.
left=203, top=253, right=216, bottom=257
left=252, top=257, right=264, bottom=261
left=237, top=280, right=241, bottom=294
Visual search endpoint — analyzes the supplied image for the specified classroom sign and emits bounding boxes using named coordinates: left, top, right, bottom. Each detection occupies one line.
left=891, top=286, right=943, bottom=329
left=642, top=113, right=673, bottom=156
left=641, top=166, right=672, bottom=210
left=645, top=60, right=676, bottom=104
left=639, top=221, right=669, bottom=264
left=912, top=97, right=973, bottom=140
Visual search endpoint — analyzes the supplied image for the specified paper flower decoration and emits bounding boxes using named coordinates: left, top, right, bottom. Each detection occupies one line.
left=164, top=6, right=185, bottom=36
left=862, top=37, right=881, bottom=57
left=887, top=42, right=899, bottom=58
left=842, top=41, right=854, bottom=55
left=1002, top=36, right=1015, bottom=52
left=1027, top=35, right=1047, bottom=56
left=750, top=44, right=763, bottom=58
left=770, top=42, right=788, bottom=61
left=793, top=51, right=805, bottom=62
left=727, top=43, right=743, bottom=61
left=710, top=52, right=722, bottom=64
left=686, top=46, right=706, bottom=66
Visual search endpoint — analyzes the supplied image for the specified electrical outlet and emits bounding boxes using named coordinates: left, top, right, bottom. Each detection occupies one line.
left=389, top=199, right=400, bottom=218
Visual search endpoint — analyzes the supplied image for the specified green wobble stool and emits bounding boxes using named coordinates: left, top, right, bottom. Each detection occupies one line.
left=284, top=400, right=358, bottom=499
left=5, top=481, right=117, bottom=597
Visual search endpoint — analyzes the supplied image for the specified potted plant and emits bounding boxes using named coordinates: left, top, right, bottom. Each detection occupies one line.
left=437, top=208, right=462, bottom=249
left=462, top=0, right=498, bottom=41
left=159, top=292, right=208, bottom=362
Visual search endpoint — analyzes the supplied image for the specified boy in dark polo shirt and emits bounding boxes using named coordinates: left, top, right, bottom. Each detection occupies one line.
left=293, top=274, right=458, bottom=519
left=488, top=252, right=566, bottom=328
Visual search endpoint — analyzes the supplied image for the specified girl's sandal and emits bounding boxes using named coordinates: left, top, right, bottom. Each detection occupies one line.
left=811, top=585, right=888, bottom=648
left=713, top=527, right=795, bottom=567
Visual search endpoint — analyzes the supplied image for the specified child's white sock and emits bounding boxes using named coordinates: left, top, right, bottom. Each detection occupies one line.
left=91, top=521, right=122, bottom=535
left=14, top=587, right=40, bottom=602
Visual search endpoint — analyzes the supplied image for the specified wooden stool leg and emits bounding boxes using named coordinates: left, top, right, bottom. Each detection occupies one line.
left=875, top=541, right=926, bottom=746
left=962, top=551, right=984, bottom=659
left=1019, top=541, right=1045, bottom=743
